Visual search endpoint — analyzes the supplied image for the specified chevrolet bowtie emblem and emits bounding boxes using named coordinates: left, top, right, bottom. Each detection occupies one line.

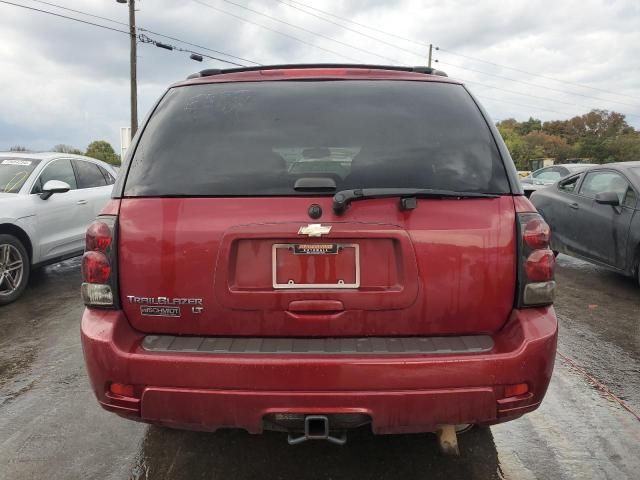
left=298, top=224, right=332, bottom=237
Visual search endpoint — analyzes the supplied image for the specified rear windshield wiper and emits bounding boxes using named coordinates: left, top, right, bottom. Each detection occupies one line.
left=332, top=188, right=500, bottom=214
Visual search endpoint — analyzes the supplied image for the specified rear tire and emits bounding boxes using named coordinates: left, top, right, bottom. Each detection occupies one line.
left=0, top=234, right=30, bottom=306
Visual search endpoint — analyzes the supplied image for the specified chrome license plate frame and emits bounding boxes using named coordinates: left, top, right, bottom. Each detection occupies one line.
left=272, top=243, right=360, bottom=289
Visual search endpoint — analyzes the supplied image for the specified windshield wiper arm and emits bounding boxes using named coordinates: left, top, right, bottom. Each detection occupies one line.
left=332, top=188, right=499, bottom=214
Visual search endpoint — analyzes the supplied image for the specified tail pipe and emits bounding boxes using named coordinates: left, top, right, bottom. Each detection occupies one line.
left=437, top=425, right=460, bottom=455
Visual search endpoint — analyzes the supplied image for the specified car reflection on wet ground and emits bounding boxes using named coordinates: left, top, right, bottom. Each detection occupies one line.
left=0, top=255, right=638, bottom=479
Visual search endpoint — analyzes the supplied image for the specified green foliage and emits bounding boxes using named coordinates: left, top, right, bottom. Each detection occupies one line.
left=604, top=134, right=640, bottom=163
left=9, top=145, right=27, bottom=152
left=497, top=121, right=530, bottom=169
left=497, top=110, right=640, bottom=168
left=84, top=140, right=121, bottom=165
left=524, top=131, right=571, bottom=160
left=515, top=117, right=542, bottom=136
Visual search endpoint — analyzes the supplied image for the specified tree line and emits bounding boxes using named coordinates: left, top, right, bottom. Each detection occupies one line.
left=9, top=140, right=121, bottom=165
left=497, top=109, right=640, bottom=170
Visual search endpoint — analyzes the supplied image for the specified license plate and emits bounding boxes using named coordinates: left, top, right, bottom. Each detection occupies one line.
left=293, top=243, right=339, bottom=255
left=272, top=243, right=360, bottom=289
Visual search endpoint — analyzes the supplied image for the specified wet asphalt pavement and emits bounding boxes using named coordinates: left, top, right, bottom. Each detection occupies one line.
left=0, top=255, right=639, bottom=479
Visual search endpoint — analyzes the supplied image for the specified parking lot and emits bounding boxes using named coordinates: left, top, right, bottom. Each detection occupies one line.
left=0, top=255, right=638, bottom=480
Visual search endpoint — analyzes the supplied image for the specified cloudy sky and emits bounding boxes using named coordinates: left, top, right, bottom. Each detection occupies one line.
left=1, top=0, right=639, bottom=153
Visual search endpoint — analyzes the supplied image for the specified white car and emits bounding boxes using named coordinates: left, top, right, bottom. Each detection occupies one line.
left=0, top=152, right=117, bottom=305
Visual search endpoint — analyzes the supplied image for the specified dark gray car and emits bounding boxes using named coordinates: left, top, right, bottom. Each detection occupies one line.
left=531, top=161, right=640, bottom=286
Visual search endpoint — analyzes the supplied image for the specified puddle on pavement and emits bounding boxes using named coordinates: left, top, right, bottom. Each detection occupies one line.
left=0, top=377, right=36, bottom=407
left=0, top=258, right=83, bottom=392
left=0, top=347, right=35, bottom=383
left=0, top=344, right=37, bottom=407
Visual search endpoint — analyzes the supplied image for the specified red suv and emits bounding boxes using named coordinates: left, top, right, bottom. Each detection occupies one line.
left=80, top=65, right=557, bottom=450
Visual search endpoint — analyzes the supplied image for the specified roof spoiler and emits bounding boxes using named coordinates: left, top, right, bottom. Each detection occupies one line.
left=186, top=64, right=448, bottom=80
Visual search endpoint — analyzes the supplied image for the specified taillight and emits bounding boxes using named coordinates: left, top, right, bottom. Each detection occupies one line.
left=85, top=221, right=113, bottom=251
left=524, top=250, right=555, bottom=282
left=81, top=216, right=118, bottom=308
left=82, top=251, right=111, bottom=283
left=523, top=217, right=550, bottom=250
left=517, top=213, right=556, bottom=307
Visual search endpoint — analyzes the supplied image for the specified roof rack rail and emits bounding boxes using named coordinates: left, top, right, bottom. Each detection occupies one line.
left=186, top=64, right=447, bottom=79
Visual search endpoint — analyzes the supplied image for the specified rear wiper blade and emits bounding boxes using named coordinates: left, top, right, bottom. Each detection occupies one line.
left=332, top=188, right=499, bottom=214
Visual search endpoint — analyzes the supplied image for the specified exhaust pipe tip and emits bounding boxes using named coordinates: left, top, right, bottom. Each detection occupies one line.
left=436, top=425, right=460, bottom=455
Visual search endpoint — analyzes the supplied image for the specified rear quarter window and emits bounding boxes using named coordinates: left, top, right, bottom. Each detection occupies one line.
left=74, top=160, right=108, bottom=188
left=98, top=165, right=116, bottom=185
left=124, top=80, right=510, bottom=197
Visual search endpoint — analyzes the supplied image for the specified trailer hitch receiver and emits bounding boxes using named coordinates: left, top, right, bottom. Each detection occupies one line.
left=287, top=415, right=347, bottom=445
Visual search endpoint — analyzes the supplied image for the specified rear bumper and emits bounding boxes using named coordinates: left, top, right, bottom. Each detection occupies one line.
left=80, top=307, right=557, bottom=434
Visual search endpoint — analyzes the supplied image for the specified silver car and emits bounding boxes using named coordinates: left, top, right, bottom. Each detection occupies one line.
left=0, top=152, right=117, bottom=305
left=521, top=164, right=597, bottom=197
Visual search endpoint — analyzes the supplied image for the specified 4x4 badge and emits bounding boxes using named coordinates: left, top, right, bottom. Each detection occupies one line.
left=298, top=224, right=331, bottom=237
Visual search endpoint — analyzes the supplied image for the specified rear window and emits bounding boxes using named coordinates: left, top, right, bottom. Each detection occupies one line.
left=125, top=80, right=510, bottom=196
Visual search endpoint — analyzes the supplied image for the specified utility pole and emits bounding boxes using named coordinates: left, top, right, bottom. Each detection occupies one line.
left=128, top=0, right=138, bottom=136
left=117, top=0, right=138, bottom=137
left=428, top=44, right=433, bottom=69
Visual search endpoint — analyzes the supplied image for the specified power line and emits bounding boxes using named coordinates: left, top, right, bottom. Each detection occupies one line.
left=137, top=34, right=245, bottom=66
left=220, top=0, right=640, bottom=115
left=28, top=0, right=129, bottom=27
left=439, top=48, right=640, bottom=103
left=463, top=79, right=623, bottom=113
left=19, top=0, right=638, bottom=118
left=276, top=0, right=640, bottom=104
left=274, top=0, right=640, bottom=117
left=276, top=0, right=424, bottom=48
left=0, top=0, right=130, bottom=34
left=210, top=4, right=589, bottom=117
left=276, top=0, right=640, bottom=115
left=439, top=60, right=640, bottom=114
left=464, top=78, right=640, bottom=119
left=189, top=0, right=360, bottom=63
left=0, top=0, right=245, bottom=66
left=210, top=0, right=401, bottom=64
left=4, top=0, right=637, bottom=122
left=27, top=0, right=259, bottom=65
left=136, top=28, right=258, bottom=66
left=273, top=0, right=425, bottom=59
left=474, top=95, right=575, bottom=117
